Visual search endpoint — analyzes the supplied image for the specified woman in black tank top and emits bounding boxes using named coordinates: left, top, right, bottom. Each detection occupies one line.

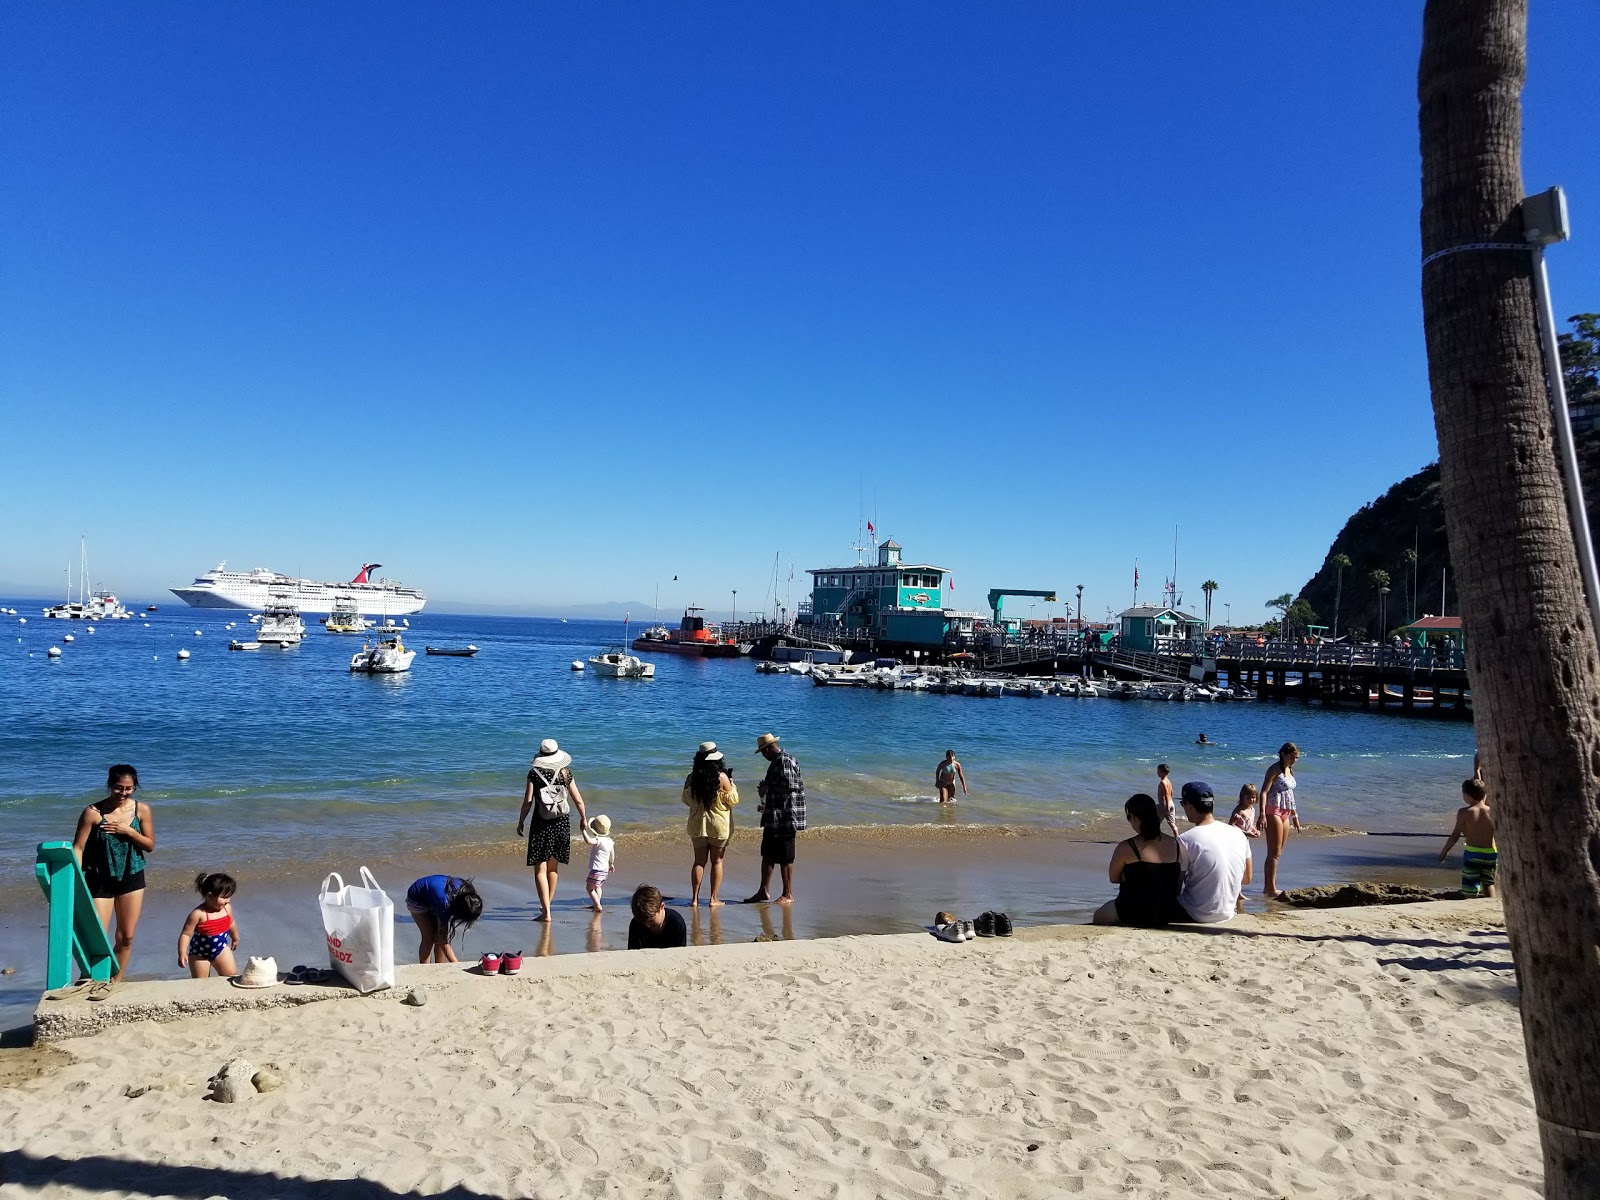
left=1092, top=793, right=1182, bottom=927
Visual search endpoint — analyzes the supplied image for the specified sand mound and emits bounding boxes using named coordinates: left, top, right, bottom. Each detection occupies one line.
left=1282, top=881, right=1461, bottom=908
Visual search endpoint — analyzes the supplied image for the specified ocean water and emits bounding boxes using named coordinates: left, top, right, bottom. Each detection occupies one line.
left=1, top=605, right=1478, bottom=884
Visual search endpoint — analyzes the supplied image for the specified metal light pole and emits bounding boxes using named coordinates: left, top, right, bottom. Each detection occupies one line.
left=731, top=590, right=737, bottom=631
left=1379, top=586, right=1390, bottom=638
left=1075, top=584, right=1084, bottom=629
left=1522, top=186, right=1600, bottom=640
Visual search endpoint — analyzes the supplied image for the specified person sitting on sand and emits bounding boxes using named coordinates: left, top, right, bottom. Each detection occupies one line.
left=1175, top=781, right=1253, bottom=922
left=627, top=885, right=687, bottom=950
left=1439, top=778, right=1497, bottom=897
left=1093, top=794, right=1183, bottom=927
left=582, top=815, right=617, bottom=912
left=178, top=872, right=241, bottom=979
left=934, top=750, right=968, bottom=803
left=404, top=875, right=483, bottom=963
left=1229, top=785, right=1262, bottom=839
left=683, top=751, right=738, bottom=906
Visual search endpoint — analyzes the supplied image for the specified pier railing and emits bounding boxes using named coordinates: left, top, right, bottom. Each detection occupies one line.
left=1210, top=637, right=1465, bottom=672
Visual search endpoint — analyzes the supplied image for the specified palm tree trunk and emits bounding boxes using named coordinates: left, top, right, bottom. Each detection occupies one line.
left=1334, top=571, right=1343, bottom=639
left=1420, top=3, right=1600, bottom=1193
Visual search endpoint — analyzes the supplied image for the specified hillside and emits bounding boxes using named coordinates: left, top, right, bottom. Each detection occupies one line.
left=1298, top=430, right=1600, bottom=639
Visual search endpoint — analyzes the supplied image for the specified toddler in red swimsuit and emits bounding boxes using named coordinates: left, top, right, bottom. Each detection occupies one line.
left=178, top=872, right=240, bottom=979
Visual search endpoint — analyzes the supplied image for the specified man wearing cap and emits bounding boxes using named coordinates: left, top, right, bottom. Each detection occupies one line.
left=746, top=733, right=805, bottom=904
left=1175, top=780, right=1253, bottom=922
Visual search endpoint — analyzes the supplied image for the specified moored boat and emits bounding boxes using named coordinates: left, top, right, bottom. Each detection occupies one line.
left=256, top=601, right=307, bottom=646
left=425, top=645, right=479, bottom=657
left=589, top=647, right=655, bottom=678
left=631, top=607, right=740, bottom=657
left=350, top=635, right=416, bottom=673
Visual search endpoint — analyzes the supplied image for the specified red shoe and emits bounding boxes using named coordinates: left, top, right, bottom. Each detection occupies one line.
left=479, top=953, right=502, bottom=975
left=499, top=951, right=523, bottom=976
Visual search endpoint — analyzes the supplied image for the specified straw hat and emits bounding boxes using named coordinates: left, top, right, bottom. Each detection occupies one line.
left=755, top=733, right=780, bottom=753
left=531, top=738, right=572, bottom=772
left=703, top=751, right=725, bottom=764
left=698, top=741, right=718, bottom=754
left=589, top=814, right=611, bottom=836
left=232, top=956, right=279, bottom=989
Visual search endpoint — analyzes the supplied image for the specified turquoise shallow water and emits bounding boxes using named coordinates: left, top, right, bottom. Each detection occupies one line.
left=1, top=606, right=1477, bottom=881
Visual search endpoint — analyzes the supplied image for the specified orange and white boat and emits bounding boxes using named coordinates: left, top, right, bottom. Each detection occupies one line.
left=631, top=607, right=740, bottom=657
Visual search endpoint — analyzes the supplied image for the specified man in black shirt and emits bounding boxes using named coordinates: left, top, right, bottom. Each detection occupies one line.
left=627, top=885, right=687, bottom=950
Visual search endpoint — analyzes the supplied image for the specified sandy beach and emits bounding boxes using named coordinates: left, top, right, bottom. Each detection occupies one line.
left=0, top=825, right=1462, bottom=1032
left=0, top=898, right=1536, bottom=1199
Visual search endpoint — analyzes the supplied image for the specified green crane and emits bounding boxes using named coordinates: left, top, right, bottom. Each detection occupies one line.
left=987, top=589, right=1058, bottom=624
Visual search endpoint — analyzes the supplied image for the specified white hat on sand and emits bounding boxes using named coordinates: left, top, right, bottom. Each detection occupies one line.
left=232, top=956, right=279, bottom=989
left=531, top=738, right=573, bottom=772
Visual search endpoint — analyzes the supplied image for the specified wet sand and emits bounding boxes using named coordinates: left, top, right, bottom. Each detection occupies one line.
left=0, top=822, right=1459, bottom=1032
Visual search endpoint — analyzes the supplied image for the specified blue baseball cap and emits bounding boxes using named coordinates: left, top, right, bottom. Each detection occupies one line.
left=1180, top=781, right=1215, bottom=810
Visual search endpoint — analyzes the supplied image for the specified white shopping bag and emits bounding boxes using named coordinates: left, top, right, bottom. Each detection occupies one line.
left=320, top=867, right=395, bottom=994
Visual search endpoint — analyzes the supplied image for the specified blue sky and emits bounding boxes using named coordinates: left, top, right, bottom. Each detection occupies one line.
left=3, top=4, right=1596, bottom=621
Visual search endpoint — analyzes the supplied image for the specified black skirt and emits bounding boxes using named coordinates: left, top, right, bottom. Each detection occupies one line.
left=526, top=813, right=572, bottom=865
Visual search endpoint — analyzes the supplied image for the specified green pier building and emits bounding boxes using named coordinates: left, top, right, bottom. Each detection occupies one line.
left=803, top=541, right=956, bottom=649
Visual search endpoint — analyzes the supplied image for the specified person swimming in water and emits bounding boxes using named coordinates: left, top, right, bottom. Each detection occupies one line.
left=1196, top=733, right=1210, bottom=745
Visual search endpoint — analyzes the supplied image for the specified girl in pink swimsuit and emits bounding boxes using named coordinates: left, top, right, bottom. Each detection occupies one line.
left=1260, top=742, right=1302, bottom=899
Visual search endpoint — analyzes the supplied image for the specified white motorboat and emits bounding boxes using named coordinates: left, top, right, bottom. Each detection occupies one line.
left=350, top=634, right=416, bottom=673
left=811, top=663, right=871, bottom=686
left=229, top=639, right=262, bottom=651
left=588, top=647, right=655, bottom=678
left=256, top=602, right=306, bottom=646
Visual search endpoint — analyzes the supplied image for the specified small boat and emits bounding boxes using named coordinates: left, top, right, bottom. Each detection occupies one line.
left=424, top=645, right=479, bottom=657
left=146, top=605, right=158, bottom=612
left=350, top=634, right=416, bottom=674
left=229, top=640, right=262, bottom=651
left=589, top=647, right=655, bottom=678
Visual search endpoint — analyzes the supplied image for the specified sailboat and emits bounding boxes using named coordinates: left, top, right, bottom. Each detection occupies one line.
left=44, top=540, right=130, bottom=620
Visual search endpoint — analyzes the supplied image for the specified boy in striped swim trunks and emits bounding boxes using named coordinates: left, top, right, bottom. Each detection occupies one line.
left=1439, top=777, right=1497, bottom=897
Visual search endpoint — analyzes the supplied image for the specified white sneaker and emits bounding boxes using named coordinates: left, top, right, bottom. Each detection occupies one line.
left=960, top=920, right=976, bottom=941
left=932, top=922, right=965, bottom=943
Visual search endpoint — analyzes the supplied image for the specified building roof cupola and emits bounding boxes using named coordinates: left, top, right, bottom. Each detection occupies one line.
left=877, top=540, right=902, bottom=566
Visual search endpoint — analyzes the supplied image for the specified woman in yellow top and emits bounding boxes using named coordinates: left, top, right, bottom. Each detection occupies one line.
left=683, top=750, right=739, bottom=906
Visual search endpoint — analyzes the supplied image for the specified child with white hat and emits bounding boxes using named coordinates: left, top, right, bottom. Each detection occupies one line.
left=582, top=815, right=616, bottom=912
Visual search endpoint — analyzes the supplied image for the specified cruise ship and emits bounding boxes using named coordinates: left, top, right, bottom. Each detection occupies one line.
left=170, top=563, right=427, bottom=616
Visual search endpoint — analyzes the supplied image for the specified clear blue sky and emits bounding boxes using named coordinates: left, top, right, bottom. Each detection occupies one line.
left=3, top=4, right=1596, bottom=621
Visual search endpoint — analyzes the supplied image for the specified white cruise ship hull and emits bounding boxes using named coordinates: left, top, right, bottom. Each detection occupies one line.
left=171, top=565, right=426, bottom=616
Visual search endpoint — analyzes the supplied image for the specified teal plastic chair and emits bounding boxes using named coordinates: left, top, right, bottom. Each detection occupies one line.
left=34, top=841, right=117, bottom=990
